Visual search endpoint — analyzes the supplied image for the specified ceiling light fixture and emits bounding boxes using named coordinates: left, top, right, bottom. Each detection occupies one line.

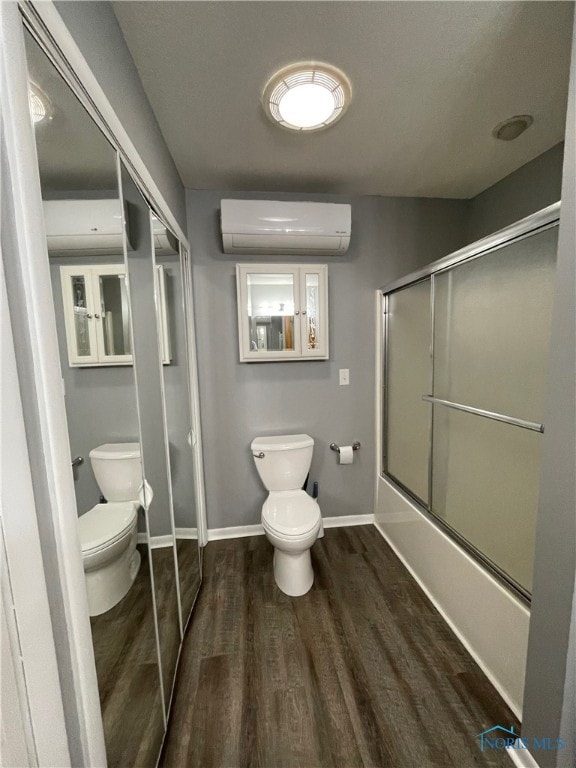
left=492, top=115, right=533, bottom=141
left=263, top=62, right=351, bottom=133
left=28, top=82, right=52, bottom=125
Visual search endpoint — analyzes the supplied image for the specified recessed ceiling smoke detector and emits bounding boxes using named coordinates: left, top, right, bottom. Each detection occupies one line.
left=28, top=82, right=52, bottom=125
left=263, top=62, right=351, bottom=133
left=492, top=115, right=533, bottom=141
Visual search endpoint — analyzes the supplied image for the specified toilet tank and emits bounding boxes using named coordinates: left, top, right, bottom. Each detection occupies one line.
left=251, top=434, right=314, bottom=491
left=89, top=443, right=142, bottom=502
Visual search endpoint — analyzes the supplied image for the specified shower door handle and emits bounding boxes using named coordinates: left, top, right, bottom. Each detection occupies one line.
left=422, top=395, right=544, bottom=433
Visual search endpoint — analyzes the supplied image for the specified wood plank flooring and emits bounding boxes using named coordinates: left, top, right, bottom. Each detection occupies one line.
left=161, top=527, right=519, bottom=768
left=177, top=538, right=201, bottom=626
left=90, top=545, right=164, bottom=768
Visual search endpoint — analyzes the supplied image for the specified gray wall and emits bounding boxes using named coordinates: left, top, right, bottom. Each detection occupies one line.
left=467, top=142, right=564, bottom=242
left=522, top=12, right=576, bottom=764
left=187, top=190, right=469, bottom=530
left=53, top=1, right=186, bottom=233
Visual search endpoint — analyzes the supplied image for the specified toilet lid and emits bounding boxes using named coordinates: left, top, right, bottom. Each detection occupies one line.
left=251, top=434, right=313, bottom=452
left=262, top=491, right=320, bottom=536
left=89, top=443, right=140, bottom=460
left=79, top=502, right=138, bottom=553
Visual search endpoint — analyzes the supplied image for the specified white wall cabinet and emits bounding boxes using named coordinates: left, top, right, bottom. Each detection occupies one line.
left=60, top=264, right=170, bottom=366
left=236, top=264, right=329, bottom=362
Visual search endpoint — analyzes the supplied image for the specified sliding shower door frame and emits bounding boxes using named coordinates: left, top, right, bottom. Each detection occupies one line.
left=380, top=201, right=560, bottom=604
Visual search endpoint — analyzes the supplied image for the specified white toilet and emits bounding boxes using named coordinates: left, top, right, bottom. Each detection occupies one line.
left=251, top=434, right=322, bottom=597
left=78, top=443, right=142, bottom=616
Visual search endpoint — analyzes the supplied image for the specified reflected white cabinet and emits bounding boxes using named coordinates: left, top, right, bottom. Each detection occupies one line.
left=60, top=264, right=170, bottom=366
left=236, top=264, right=329, bottom=362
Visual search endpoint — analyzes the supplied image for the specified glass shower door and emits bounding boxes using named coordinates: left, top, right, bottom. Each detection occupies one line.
left=383, top=221, right=558, bottom=597
left=385, top=279, right=432, bottom=505
left=430, top=226, right=558, bottom=593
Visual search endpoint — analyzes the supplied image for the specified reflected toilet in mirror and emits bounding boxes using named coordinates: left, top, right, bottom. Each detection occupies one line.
left=79, top=443, right=142, bottom=616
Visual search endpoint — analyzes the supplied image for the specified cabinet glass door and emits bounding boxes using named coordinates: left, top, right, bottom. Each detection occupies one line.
left=62, top=270, right=98, bottom=364
left=98, top=271, right=132, bottom=361
left=300, top=267, right=328, bottom=357
left=246, top=270, right=298, bottom=355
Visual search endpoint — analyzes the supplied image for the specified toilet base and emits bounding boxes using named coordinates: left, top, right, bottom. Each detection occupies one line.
left=273, top=548, right=314, bottom=596
left=85, top=544, right=141, bottom=616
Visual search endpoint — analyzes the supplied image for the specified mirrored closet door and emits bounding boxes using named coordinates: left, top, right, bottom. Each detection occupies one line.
left=152, top=222, right=201, bottom=628
left=24, top=21, right=202, bottom=767
left=120, top=163, right=182, bottom=713
left=23, top=27, right=165, bottom=767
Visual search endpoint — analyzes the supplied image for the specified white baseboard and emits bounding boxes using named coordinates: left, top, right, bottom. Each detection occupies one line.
left=149, top=535, right=174, bottom=549
left=136, top=533, right=174, bottom=548
left=207, top=524, right=264, bottom=541
left=322, top=514, right=374, bottom=528
left=175, top=527, right=197, bottom=540
left=506, top=743, right=540, bottom=768
left=137, top=530, right=197, bottom=545
left=207, top=514, right=374, bottom=542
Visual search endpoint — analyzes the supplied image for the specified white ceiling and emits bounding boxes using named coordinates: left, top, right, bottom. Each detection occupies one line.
left=113, top=1, right=573, bottom=199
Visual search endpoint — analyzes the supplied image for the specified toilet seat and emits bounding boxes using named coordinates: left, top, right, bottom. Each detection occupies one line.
left=79, top=502, right=138, bottom=555
left=262, top=491, right=320, bottom=538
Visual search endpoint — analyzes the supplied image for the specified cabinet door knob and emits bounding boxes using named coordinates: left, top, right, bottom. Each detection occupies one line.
left=94, top=313, right=100, bottom=319
left=86, top=313, right=93, bottom=319
left=302, top=310, right=307, bottom=315
left=294, top=310, right=300, bottom=315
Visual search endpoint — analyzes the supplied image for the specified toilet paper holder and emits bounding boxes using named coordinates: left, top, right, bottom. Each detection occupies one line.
left=330, top=441, right=361, bottom=453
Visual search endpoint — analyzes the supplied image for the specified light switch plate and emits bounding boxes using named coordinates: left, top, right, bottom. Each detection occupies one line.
left=339, top=368, right=350, bottom=386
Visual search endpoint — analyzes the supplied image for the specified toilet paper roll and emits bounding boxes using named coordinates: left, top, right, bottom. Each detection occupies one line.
left=339, top=446, right=354, bottom=465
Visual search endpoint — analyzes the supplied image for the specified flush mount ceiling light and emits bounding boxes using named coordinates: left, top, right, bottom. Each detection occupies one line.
left=492, top=115, right=533, bottom=141
left=28, top=82, right=52, bottom=125
left=263, top=62, right=351, bottom=132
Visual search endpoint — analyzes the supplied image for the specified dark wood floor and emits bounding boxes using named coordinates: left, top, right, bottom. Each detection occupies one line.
left=161, top=526, right=519, bottom=768
left=90, top=539, right=202, bottom=767
left=177, top=538, right=201, bottom=627
left=151, top=546, right=182, bottom=701
left=90, top=545, right=164, bottom=768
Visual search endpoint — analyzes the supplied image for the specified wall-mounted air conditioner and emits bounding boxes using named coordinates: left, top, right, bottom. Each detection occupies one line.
left=151, top=213, right=179, bottom=256
left=43, top=200, right=179, bottom=257
left=221, top=199, right=351, bottom=256
left=43, top=199, right=127, bottom=256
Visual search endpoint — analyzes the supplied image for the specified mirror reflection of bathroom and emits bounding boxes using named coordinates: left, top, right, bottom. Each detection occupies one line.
left=120, top=162, right=182, bottom=709
left=247, top=272, right=296, bottom=352
left=152, top=223, right=201, bottom=624
left=23, top=28, right=165, bottom=766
